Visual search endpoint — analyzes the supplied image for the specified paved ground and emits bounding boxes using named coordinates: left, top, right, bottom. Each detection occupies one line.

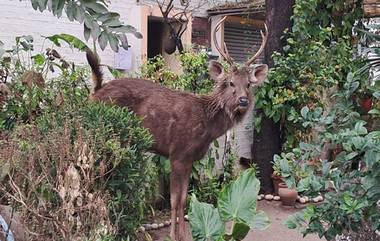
left=246, top=201, right=324, bottom=241
left=149, top=200, right=325, bottom=241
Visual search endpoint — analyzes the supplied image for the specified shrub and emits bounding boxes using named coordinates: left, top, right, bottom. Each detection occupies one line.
left=0, top=36, right=157, bottom=240
left=284, top=72, right=380, bottom=240
left=1, top=102, right=155, bottom=240
left=139, top=51, right=213, bottom=94
left=255, top=0, right=365, bottom=150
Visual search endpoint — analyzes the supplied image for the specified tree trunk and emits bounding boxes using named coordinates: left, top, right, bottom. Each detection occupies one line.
left=252, top=0, right=295, bottom=194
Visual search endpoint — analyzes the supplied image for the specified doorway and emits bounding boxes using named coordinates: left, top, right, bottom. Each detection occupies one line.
left=148, top=17, right=165, bottom=59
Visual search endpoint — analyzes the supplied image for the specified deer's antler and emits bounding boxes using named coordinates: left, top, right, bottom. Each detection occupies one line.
left=213, top=16, right=234, bottom=65
left=213, top=17, right=268, bottom=66
left=245, top=23, right=268, bottom=66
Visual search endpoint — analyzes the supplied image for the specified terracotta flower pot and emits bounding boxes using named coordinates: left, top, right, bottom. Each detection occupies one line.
left=360, top=97, right=373, bottom=113
left=271, top=174, right=283, bottom=195
left=278, top=182, right=297, bottom=206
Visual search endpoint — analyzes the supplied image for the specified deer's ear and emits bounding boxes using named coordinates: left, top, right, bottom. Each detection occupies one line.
left=250, top=64, right=268, bottom=86
left=209, top=61, right=224, bottom=82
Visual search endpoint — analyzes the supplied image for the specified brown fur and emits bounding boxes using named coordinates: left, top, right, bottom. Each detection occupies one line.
left=86, top=50, right=268, bottom=240
left=0, top=83, right=10, bottom=106
left=86, top=51, right=103, bottom=92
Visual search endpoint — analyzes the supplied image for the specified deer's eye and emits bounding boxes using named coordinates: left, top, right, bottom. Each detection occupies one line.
left=229, top=82, right=235, bottom=87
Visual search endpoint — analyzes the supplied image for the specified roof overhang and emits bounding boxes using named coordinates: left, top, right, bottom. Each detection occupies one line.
left=207, top=0, right=265, bottom=19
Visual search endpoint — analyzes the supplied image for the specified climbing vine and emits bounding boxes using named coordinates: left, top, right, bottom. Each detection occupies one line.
left=255, top=0, right=365, bottom=150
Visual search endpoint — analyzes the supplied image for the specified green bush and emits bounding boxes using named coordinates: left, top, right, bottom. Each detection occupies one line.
left=139, top=51, right=213, bottom=94
left=0, top=37, right=156, bottom=240
left=255, top=0, right=366, bottom=150
left=284, top=71, right=380, bottom=240
left=253, top=1, right=379, bottom=239
left=1, top=102, right=155, bottom=240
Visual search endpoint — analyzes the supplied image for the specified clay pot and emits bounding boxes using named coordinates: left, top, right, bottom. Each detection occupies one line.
left=278, top=182, right=297, bottom=206
left=271, top=174, right=283, bottom=196
left=360, top=97, right=373, bottom=113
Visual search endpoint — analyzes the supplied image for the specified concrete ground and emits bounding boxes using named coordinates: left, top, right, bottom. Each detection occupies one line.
left=246, top=201, right=324, bottom=241
left=149, top=200, right=325, bottom=241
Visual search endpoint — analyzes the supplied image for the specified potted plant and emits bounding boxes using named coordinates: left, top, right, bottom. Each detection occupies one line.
left=359, top=92, right=373, bottom=113
left=271, top=157, right=284, bottom=195
left=278, top=182, right=298, bottom=206
left=273, top=153, right=299, bottom=206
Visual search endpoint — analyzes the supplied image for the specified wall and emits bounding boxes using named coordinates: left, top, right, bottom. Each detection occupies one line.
left=0, top=0, right=193, bottom=74
left=192, top=17, right=211, bottom=48
left=139, top=3, right=192, bottom=73
left=0, top=0, right=144, bottom=71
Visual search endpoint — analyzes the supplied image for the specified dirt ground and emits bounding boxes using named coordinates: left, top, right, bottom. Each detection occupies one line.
left=148, top=200, right=325, bottom=241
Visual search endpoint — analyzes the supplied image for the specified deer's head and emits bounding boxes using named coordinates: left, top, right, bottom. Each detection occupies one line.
left=209, top=16, right=268, bottom=121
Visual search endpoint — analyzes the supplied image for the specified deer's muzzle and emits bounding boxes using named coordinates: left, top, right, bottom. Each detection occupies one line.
left=239, top=97, right=249, bottom=107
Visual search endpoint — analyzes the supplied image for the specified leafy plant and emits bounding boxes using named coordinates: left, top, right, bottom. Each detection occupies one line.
left=0, top=35, right=89, bottom=130
left=272, top=152, right=300, bottom=188
left=0, top=36, right=156, bottom=240
left=140, top=51, right=213, bottom=94
left=283, top=70, right=380, bottom=240
left=190, top=141, right=235, bottom=205
left=30, top=0, right=142, bottom=51
left=189, top=169, right=270, bottom=241
left=1, top=101, right=155, bottom=240
left=255, top=0, right=366, bottom=150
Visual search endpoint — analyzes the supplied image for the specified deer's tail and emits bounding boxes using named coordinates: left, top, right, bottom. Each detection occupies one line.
left=86, top=50, right=103, bottom=93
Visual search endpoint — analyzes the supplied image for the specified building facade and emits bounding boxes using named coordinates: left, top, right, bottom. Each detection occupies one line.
left=0, top=0, right=266, bottom=73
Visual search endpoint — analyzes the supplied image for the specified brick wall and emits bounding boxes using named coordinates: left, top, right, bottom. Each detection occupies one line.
left=192, top=17, right=211, bottom=48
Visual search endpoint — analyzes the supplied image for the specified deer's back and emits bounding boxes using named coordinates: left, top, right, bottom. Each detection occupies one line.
left=92, top=78, right=213, bottom=160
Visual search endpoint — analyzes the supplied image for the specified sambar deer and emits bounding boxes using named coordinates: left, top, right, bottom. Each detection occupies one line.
left=86, top=16, right=268, bottom=241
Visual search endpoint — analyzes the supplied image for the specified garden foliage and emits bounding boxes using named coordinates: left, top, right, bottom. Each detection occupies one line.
left=255, top=0, right=366, bottom=149
left=189, top=169, right=270, bottom=241
left=0, top=36, right=155, bottom=240
left=261, top=0, right=380, bottom=239
left=139, top=51, right=213, bottom=94
left=284, top=69, right=380, bottom=241
left=30, top=0, right=142, bottom=51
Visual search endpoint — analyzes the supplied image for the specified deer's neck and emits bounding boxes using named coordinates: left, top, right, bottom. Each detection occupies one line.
left=200, top=92, right=234, bottom=140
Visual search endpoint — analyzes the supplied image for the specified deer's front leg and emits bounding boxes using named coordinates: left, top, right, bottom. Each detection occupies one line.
left=169, top=166, right=181, bottom=240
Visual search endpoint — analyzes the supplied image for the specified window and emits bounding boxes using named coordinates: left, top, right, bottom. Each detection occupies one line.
left=224, top=21, right=265, bottom=63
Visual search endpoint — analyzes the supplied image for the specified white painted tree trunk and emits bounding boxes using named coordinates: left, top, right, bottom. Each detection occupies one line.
left=234, top=106, right=254, bottom=159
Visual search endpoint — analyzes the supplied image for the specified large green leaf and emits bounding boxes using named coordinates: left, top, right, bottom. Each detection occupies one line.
left=217, top=169, right=260, bottom=223
left=46, top=34, right=89, bottom=52
left=29, top=0, right=143, bottom=53
left=189, top=195, right=224, bottom=241
left=110, top=25, right=143, bottom=39
left=247, top=211, right=270, bottom=230
left=231, top=222, right=250, bottom=241
left=284, top=210, right=307, bottom=229
left=83, top=1, right=108, bottom=13
left=107, top=33, right=119, bottom=52
left=98, top=31, right=108, bottom=50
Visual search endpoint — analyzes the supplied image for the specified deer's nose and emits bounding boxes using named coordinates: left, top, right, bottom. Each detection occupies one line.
left=239, top=97, right=249, bottom=106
